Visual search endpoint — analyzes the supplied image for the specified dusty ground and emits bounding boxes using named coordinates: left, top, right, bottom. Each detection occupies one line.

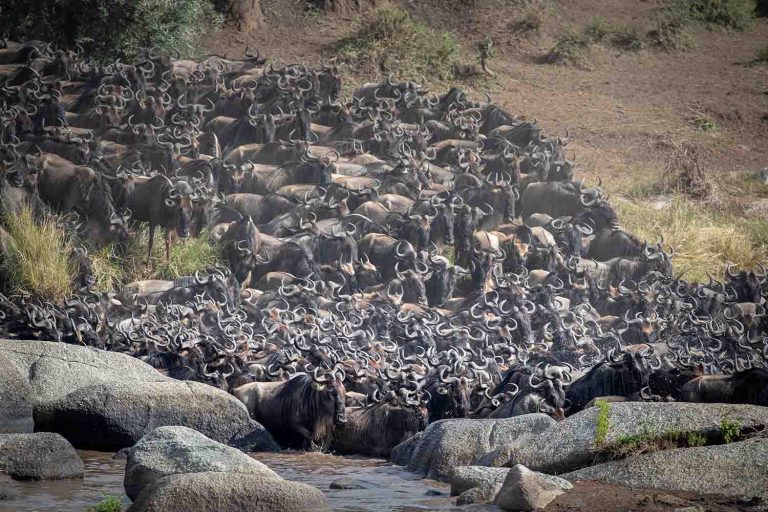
left=546, top=481, right=765, bottom=512
left=204, top=0, right=768, bottom=277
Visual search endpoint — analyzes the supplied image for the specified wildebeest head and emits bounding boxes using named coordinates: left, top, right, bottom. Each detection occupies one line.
left=429, top=193, right=460, bottom=246
left=395, top=262, right=428, bottom=306
left=165, top=179, right=195, bottom=238
left=550, top=217, right=592, bottom=258
left=426, top=365, right=472, bottom=422
left=725, top=263, right=765, bottom=304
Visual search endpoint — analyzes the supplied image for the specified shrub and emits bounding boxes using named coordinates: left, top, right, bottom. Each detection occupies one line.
left=648, top=8, right=696, bottom=49
left=546, top=29, right=592, bottom=67
left=0, top=0, right=222, bottom=61
left=687, top=432, right=707, bottom=447
left=1, top=205, right=74, bottom=302
left=86, top=495, right=123, bottom=512
left=663, top=139, right=712, bottom=198
left=609, top=23, right=644, bottom=50
left=749, top=44, right=768, bottom=65
left=584, top=16, right=614, bottom=43
left=720, top=418, right=741, bottom=443
left=666, top=0, right=757, bottom=30
left=336, top=7, right=462, bottom=80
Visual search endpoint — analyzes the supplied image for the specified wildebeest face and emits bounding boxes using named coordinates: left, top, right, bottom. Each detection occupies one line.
left=177, top=196, right=192, bottom=238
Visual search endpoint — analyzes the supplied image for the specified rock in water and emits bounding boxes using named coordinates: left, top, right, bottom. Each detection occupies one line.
left=124, top=426, right=278, bottom=501
left=127, top=471, right=329, bottom=512
left=392, top=414, right=555, bottom=480
left=0, top=478, right=19, bottom=500
left=494, top=464, right=572, bottom=511
left=329, top=478, right=367, bottom=490
left=0, top=353, right=34, bottom=434
left=456, top=483, right=503, bottom=506
left=0, top=339, right=278, bottom=451
left=507, top=402, right=768, bottom=474
left=563, top=438, right=768, bottom=501
left=449, top=466, right=510, bottom=496
left=0, top=433, right=84, bottom=480
left=125, top=427, right=328, bottom=511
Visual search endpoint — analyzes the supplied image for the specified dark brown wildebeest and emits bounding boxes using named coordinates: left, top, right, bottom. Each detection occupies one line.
left=233, top=369, right=347, bottom=450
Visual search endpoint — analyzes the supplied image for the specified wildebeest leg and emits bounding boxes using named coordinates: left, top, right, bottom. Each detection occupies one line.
left=147, top=225, right=155, bottom=266
left=291, top=423, right=314, bottom=449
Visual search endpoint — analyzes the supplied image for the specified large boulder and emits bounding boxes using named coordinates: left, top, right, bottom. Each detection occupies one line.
left=494, top=464, right=572, bottom=511
left=128, top=471, right=329, bottom=512
left=507, top=402, right=768, bottom=474
left=0, top=432, right=84, bottom=480
left=563, top=438, right=768, bottom=500
left=0, top=340, right=278, bottom=451
left=449, top=466, right=510, bottom=496
left=125, top=426, right=278, bottom=501
left=393, top=414, right=555, bottom=480
left=0, top=353, right=34, bottom=433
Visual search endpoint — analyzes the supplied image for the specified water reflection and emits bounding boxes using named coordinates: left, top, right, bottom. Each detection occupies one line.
left=0, top=451, right=130, bottom=512
left=0, top=450, right=456, bottom=512
left=255, top=451, right=454, bottom=512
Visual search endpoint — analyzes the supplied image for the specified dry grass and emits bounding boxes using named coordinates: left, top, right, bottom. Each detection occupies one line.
left=2, top=205, right=74, bottom=301
left=90, top=228, right=221, bottom=289
left=662, top=139, right=713, bottom=198
left=615, top=197, right=767, bottom=281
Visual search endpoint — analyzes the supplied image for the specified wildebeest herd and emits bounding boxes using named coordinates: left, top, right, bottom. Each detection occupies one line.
left=0, top=40, right=766, bottom=456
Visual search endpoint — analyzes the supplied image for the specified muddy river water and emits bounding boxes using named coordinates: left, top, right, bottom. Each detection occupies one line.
left=0, top=450, right=463, bottom=511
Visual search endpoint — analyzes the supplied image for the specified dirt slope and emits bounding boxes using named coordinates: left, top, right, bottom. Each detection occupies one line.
left=204, top=0, right=768, bottom=276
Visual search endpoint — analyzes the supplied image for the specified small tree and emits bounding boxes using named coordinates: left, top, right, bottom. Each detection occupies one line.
left=0, top=0, right=221, bottom=61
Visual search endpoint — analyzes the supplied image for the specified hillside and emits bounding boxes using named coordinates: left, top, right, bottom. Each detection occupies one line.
left=205, top=0, right=768, bottom=279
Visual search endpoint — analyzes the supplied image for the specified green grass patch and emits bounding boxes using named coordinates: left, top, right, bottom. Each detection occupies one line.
left=1, top=205, right=74, bottom=301
left=90, top=228, right=221, bottom=288
left=720, top=418, right=741, bottom=443
left=584, top=16, right=615, bottom=43
left=594, top=399, right=611, bottom=447
left=336, top=6, right=462, bottom=81
left=748, top=44, right=768, bottom=65
left=86, top=495, right=123, bottom=512
left=546, top=28, right=592, bottom=67
left=687, top=431, right=707, bottom=447
left=648, top=8, right=696, bottom=49
left=667, top=0, right=757, bottom=31
left=600, top=422, right=714, bottom=460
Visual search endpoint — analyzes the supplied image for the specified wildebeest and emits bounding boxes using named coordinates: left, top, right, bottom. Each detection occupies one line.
left=233, top=370, right=347, bottom=449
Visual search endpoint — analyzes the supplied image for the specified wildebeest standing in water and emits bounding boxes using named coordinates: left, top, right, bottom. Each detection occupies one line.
left=234, top=369, right=347, bottom=449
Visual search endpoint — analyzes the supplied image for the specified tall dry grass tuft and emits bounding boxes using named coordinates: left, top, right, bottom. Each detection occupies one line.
left=662, top=139, right=713, bottom=198
left=2, top=204, right=74, bottom=301
left=615, top=198, right=766, bottom=281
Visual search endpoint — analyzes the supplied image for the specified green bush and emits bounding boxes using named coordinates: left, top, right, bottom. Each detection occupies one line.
left=609, top=23, right=644, bottom=50
left=584, top=16, right=614, bottom=43
left=720, top=418, right=741, bottom=443
left=336, top=7, right=462, bottom=80
left=686, top=432, right=707, bottom=447
left=648, top=8, right=696, bottom=49
left=0, top=0, right=222, bottom=61
left=546, top=29, right=592, bottom=67
left=749, top=44, right=768, bottom=65
left=86, top=495, right=123, bottom=512
left=666, top=0, right=757, bottom=30
left=1, top=205, right=74, bottom=302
